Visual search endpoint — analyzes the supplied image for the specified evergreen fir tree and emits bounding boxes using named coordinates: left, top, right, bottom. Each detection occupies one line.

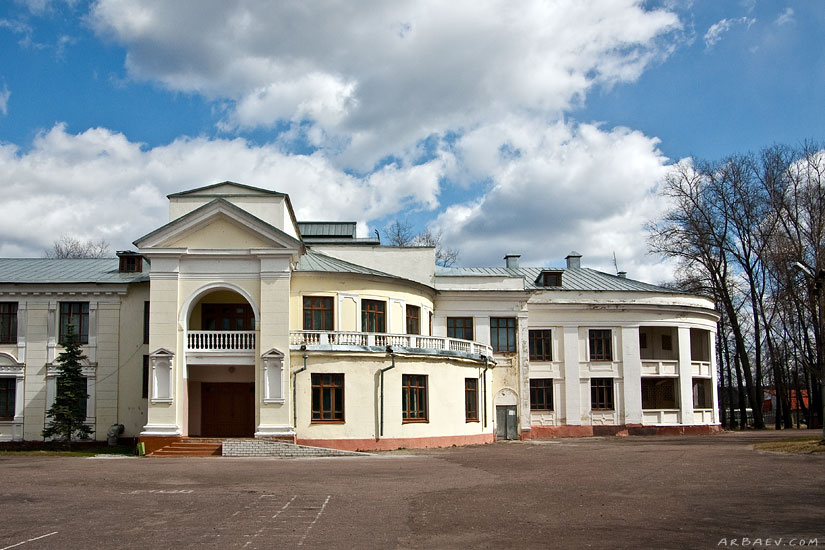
left=42, top=323, right=92, bottom=447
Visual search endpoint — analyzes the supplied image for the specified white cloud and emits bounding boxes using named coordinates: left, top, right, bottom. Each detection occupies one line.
left=0, top=85, right=9, bottom=115
left=775, top=8, right=794, bottom=26
left=0, top=123, right=452, bottom=256
left=431, top=118, right=672, bottom=282
left=89, top=0, right=682, bottom=170
left=704, top=16, right=756, bottom=49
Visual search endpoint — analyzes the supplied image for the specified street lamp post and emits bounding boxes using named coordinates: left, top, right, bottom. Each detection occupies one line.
left=794, top=262, right=825, bottom=443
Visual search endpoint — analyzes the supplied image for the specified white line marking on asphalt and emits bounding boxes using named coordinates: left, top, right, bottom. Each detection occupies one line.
left=272, top=495, right=297, bottom=519
left=1, top=532, right=58, bottom=550
left=297, top=496, right=331, bottom=547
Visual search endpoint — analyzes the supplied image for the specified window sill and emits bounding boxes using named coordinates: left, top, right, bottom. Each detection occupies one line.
left=310, top=420, right=345, bottom=424
left=591, top=408, right=615, bottom=412
left=465, top=418, right=480, bottom=423
left=402, top=419, right=429, bottom=424
left=530, top=409, right=554, bottom=413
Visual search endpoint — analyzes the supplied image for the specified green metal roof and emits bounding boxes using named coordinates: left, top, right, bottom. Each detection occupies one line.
left=0, top=258, right=149, bottom=284
left=435, top=266, right=681, bottom=293
left=298, top=222, right=357, bottom=238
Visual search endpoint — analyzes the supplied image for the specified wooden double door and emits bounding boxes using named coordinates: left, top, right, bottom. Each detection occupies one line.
left=201, top=382, right=255, bottom=437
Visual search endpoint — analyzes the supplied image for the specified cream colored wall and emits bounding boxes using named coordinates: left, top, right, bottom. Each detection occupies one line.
left=169, top=193, right=288, bottom=231
left=258, top=269, right=292, bottom=432
left=169, top=217, right=272, bottom=249
left=117, top=283, right=149, bottom=437
left=290, top=273, right=435, bottom=334
left=309, top=245, right=436, bottom=287
left=292, top=352, right=493, bottom=441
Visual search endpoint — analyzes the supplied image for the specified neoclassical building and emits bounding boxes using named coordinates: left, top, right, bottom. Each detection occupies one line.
left=0, top=182, right=720, bottom=451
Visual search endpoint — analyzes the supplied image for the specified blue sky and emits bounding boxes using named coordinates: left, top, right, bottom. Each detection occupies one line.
left=0, top=0, right=822, bottom=283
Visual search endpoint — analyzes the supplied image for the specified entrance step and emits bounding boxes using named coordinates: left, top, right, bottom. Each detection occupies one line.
left=222, top=439, right=369, bottom=458
left=147, top=438, right=222, bottom=458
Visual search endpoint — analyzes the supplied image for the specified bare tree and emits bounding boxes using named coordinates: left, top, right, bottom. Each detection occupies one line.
left=44, top=235, right=111, bottom=259
left=384, top=220, right=460, bottom=267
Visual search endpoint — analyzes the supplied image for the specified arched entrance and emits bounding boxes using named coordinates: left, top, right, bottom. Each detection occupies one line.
left=494, top=388, right=519, bottom=440
left=183, top=285, right=258, bottom=438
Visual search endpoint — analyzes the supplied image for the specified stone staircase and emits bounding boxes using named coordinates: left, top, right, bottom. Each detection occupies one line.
left=147, top=438, right=223, bottom=457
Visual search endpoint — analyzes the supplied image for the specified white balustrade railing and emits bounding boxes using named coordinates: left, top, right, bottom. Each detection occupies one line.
left=187, top=330, right=256, bottom=352
left=290, top=330, right=493, bottom=358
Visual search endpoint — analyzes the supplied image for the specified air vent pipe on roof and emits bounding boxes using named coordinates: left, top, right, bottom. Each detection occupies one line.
left=504, top=254, right=520, bottom=269
left=565, top=251, right=582, bottom=269
left=617, top=272, right=627, bottom=279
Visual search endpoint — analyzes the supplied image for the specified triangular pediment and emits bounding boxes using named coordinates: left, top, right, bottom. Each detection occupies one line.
left=134, top=198, right=303, bottom=252
left=168, top=181, right=285, bottom=198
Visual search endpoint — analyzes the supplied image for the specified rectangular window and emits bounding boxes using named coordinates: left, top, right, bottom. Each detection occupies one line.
left=0, top=378, right=15, bottom=419
left=641, top=378, right=678, bottom=409
left=528, top=329, right=552, bottom=361
left=693, top=378, right=712, bottom=409
left=303, top=296, right=334, bottom=330
left=661, top=334, right=673, bottom=351
left=202, top=303, right=255, bottom=331
left=311, top=373, right=344, bottom=422
left=591, top=378, right=614, bottom=410
left=429, top=311, right=433, bottom=336
left=530, top=379, right=554, bottom=410
left=142, top=355, right=149, bottom=399
left=447, top=317, right=473, bottom=341
left=588, top=329, right=612, bottom=361
left=402, top=374, right=428, bottom=422
left=406, top=305, right=420, bottom=335
left=541, top=272, right=562, bottom=286
left=465, top=378, right=478, bottom=422
left=361, top=300, right=386, bottom=333
left=59, top=302, right=89, bottom=345
left=143, top=301, right=150, bottom=345
left=119, top=255, right=142, bottom=273
left=0, top=302, right=17, bottom=344
left=639, top=332, right=648, bottom=349
left=490, top=317, right=516, bottom=353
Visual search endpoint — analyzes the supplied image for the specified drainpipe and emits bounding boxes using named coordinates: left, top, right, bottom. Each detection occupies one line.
left=379, top=345, right=396, bottom=438
left=482, top=356, right=490, bottom=428
left=292, top=345, right=308, bottom=430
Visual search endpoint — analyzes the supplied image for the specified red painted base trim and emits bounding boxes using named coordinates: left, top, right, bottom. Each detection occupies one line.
left=139, top=436, right=182, bottom=454
left=525, top=424, right=722, bottom=439
left=296, top=432, right=495, bottom=452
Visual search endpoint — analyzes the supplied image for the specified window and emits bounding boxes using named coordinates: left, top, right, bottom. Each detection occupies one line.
left=59, top=302, right=89, bottom=345
left=142, top=355, right=149, bottom=399
left=693, top=379, right=712, bottom=409
left=465, top=378, right=478, bottom=422
left=540, top=271, right=562, bottom=286
left=303, top=296, right=333, bottom=330
left=642, top=378, right=678, bottom=409
left=591, top=378, right=614, bottom=410
left=406, top=305, right=420, bottom=335
left=490, top=318, right=516, bottom=353
left=447, top=317, right=473, bottom=341
left=639, top=332, right=648, bottom=349
left=0, top=302, right=17, bottom=344
left=528, top=330, right=552, bottom=361
left=311, top=373, right=344, bottom=422
left=402, top=374, right=428, bottom=422
left=119, top=254, right=142, bottom=273
left=588, top=329, right=612, bottom=361
left=0, top=378, right=15, bottom=420
left=361, top=300, right=386, bottom=332
left=143, top=301, right=150, bottom=345
left=530, top=379, right=554, bottom=411
left=661, top=334, right=673, bottom=351
left=429, top=311, right=433, bottom=336
left=202, top=303, right=255, bottom=331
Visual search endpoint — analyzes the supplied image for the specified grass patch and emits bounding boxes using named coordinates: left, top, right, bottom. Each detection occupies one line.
left=0, top=442, right=136, bottom=457
left=754, top=437, right=825, bottom=454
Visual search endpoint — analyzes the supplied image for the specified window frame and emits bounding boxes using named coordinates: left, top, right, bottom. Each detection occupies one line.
left=361, top=299, right=386, bottom=333
left=0, top=377, right=15, bottom=420
left=59, top=302, right=90, bottom=345
left=311, top=373, right=345, bottom=423
left=465, top=378, right=479, bottom=422
left=528, top=329, right=552, bottom=361
left=406, top=305, right=420, bottom=335
left=0, top=302, right=18, bottom=345
left=142, top=355, right=149, bottom=399
left=588, top=329, right=613, bottom=362
left=303, top=296, right=334, bottom=331
left=490, top=317, right=516, bottom=353
left=590, top=377, right=615, bottom=411
left=143, top=301, right=150, bottom=345
left=402, top=374, right=428, bottom=423
left=447, top=317, right=473, bottom=341
left=529, top=378, right=554, bottom=411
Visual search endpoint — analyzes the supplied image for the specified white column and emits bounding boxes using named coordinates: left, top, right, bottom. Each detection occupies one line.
left=562, top=326, right=581, bottom=425
left=621, top=326, right=643, bottom=425
left=677, top=326, right=694, bottom=425
left=709, top=328, right=720, bottom=424
left=517, top=312, right=530, bottom=437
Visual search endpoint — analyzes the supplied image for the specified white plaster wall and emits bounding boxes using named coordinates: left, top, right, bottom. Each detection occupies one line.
left=310, top=245, right=436, bottom=287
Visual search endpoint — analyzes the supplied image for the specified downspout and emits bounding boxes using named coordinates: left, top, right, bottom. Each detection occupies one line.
left=292, top=346, right=308, bottom=430
left=379, top=346, right=396, bottom=438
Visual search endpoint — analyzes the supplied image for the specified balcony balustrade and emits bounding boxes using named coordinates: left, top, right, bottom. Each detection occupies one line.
left=186, top=330, right=256, bottom=352
left=289, top=330, right=493, bottom=359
